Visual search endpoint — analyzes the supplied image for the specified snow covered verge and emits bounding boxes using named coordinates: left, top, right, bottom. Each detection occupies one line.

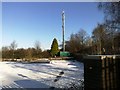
left=0, top=60, right=84, bottom=89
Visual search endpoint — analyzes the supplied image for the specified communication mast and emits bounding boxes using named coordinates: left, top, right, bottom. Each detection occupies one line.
left=62, top=10, right=65, bottom=52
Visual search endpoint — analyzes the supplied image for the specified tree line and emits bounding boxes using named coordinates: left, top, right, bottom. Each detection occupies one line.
left=2, top=41, right=51, bottom=61
left=65, top=2, right=120, bottom=55
left=2, top=39, right=59, bottom=61
left=65, top=24, right=120, bottom=55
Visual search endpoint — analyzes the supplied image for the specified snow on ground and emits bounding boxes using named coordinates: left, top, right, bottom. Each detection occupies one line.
left=0, top=60, right=84, bottom=89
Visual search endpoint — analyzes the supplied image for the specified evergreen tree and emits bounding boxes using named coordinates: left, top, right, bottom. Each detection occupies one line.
left=50, top=38, right=59, bottom=57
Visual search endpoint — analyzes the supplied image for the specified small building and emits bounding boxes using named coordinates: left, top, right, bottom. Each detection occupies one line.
left=84, top=55, right=120, bottom=89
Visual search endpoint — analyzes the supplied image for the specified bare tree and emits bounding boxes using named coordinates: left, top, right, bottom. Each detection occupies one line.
left=25, top=48, right=32, bottom=61
left=77, top=29, right=88, bottom=45
left=34, top=41, right=42, bottom=58
left=66, top=29, right=90, bottom=54
left=98, top=2, right=120, bottom=29
left=92, top=24, right=107, bottom=54
left=98, top=2, right=120, bottom=54
left=34, top=41, right=41, bottom=50
left=10, top=40, right=17, bottom=60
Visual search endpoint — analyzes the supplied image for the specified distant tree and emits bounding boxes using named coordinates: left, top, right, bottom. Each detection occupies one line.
left=10, top=41, right=17, bottom=50
left=98, top=2, right=120, bottom=54
left=41, top=50, right=51, bottom=58
left=34, top=41, right=41, bottom=51
left=76, top=29, right=90, bottom=53
left=2, top=46, right=9, bottom=60
left=65, top=33, right=78, bottom=53
left=10, top=41, right=17, bottom=60
left=25, top=48, right=33, bottom=61
left=15, top=48, right=25, bottom=60
left=92, top=24, right=108, bottom=54
left=98, top=2, right=120, bottom=29
left=66, top=29, right=90, bottom=54
left=50, top=38, right=59, bottom=57
left=2, top=46, right=13, bottom=60
left=114, top=32, right=120, bottom=54
left=34, top=41, right=42, bottom=58
left=77, top=29, right=88, bottom=46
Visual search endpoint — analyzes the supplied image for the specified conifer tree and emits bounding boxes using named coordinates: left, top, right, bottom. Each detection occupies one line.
left=50, top=38, right=59, bottom=57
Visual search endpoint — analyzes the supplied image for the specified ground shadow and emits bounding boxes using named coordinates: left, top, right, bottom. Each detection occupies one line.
left=11, top=62, right=82, bottom=77
left=14, top=79, right=50, bottom=88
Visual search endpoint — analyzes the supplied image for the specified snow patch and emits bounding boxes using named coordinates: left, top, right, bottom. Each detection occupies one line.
left=0, top=60, right=84, bottom=89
